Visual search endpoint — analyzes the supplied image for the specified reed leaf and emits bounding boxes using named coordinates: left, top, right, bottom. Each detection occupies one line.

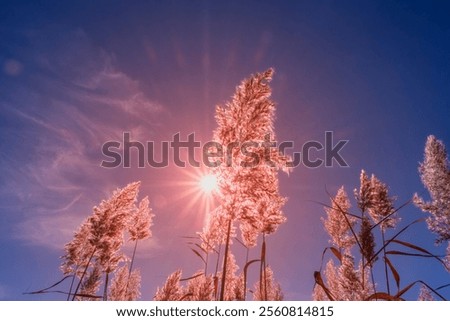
left=384, top=256, right=400, bottom=289
left=365, top=292, right=400, bottom=301
left=313, top=271, right=335, bottom=301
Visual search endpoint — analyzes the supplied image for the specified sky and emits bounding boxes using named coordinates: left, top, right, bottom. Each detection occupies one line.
left=0, top=0, right=449, bottom=300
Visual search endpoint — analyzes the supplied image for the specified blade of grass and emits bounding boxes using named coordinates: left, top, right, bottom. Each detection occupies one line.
left=384, top=256, right=400, bottom=290
left=24, top=275, right=73, bottom=295
left=387, top=250, right=442, bottom=259
left=365, top=292, right=400, bottom=301
left=313, top=271, right=335, bottom=301
left=365, top=218, right=424, bottom=268
left=390, top=239, right=445, bottom=264
left=243, top=259, right=260, bottom=301
left=369, top=199, right=411, bottom=232
left=330, top=247, right=342, bottom=263
left=25, top=290, right=101, bottom=299
left=190, top=248, right=207, bottom=266
left=180, top=272, right=204, bottom=282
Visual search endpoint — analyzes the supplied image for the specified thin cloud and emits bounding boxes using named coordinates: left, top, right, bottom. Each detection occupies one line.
left=49, top=193, right=83, bottom=213
left=16, top=214, right=83, bottom=250
left=1, top=28, right=164, bottom=251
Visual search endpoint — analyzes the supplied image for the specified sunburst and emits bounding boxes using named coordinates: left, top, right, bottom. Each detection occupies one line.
left=164, top=166, right=219, bottom=226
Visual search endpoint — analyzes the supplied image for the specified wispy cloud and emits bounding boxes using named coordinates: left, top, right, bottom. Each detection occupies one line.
left=16, top=214, right=84, bottom=250
left=1, top=28, right=164, bottom=251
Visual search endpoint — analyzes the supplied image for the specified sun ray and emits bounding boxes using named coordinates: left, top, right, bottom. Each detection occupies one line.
left=160, top=166, right=219, bottom=226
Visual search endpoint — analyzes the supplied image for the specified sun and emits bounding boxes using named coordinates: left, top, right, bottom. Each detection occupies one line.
left=162, top=167, right=219, bottom=224
left=199, top=174, right=218, bottom=194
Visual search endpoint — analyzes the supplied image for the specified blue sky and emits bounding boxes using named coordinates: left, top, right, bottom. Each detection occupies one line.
left=0, top=0, right=449, bottom=300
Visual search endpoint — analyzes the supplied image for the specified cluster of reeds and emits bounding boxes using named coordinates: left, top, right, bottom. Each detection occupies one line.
left=314, top=135, right=450, bottom=300
left=155, top=69, right=288, bottom=301
left=32, top=69, right=449, bottom=301
left=30, top=182, right=154, bottom=300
